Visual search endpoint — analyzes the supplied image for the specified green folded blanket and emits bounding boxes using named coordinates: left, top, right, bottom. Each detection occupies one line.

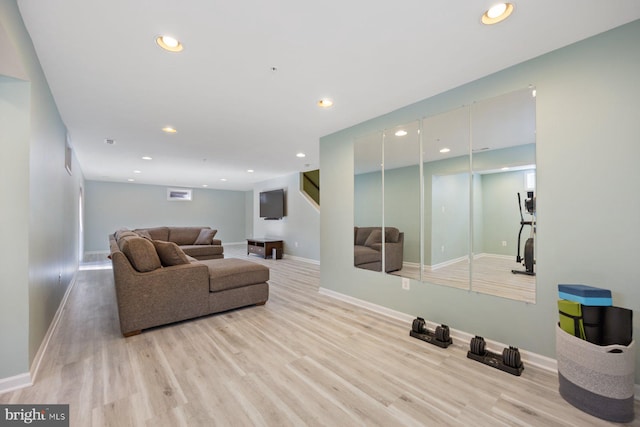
left=558, top=299, right=586, bottom=339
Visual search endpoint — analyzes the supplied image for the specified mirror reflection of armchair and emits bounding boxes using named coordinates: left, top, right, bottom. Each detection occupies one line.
left=354, top=227, right=404, bottom=272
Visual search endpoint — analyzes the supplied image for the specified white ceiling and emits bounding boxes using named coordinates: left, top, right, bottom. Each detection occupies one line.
left=17, top=1, right=640, bottom=190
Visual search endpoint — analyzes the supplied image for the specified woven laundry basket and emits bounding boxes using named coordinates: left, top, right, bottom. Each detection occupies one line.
left=556, top=325, right=635, bottom=423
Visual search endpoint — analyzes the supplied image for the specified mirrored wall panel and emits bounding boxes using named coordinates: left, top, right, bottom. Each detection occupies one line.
left=354, top=132, right=384, bottom=272
left=384, top=121, right=421, bottom=280
left=422, top=107, right=471, bottom=290
left=470, top=87, right=536, bottom=303
left=352, top=87, right=536, bottom=303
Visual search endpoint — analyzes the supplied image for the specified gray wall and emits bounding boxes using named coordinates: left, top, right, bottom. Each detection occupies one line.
left=253, top=173, right=320, bottom=262
left=320, top=20, right=640, bottom=381
left=1, top=1, right=83, bottom=380
left=83, top=180, right=249, bottom=252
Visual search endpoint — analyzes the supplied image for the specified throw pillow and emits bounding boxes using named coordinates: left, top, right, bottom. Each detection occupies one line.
left=153, top=240, right=190, bottom=266
left=364, top=229, right=382, bottom=247
left=135, top=229, right=153, bottom=240
left=115, top=230, right=136, bottom=240
left=194, top=228, right=217, bottom=245
left=120, top=237, right=162, bottom=272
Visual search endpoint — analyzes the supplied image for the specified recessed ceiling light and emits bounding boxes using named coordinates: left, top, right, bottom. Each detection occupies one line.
left=156, top=35, right=183, bottom=52
left=317, top=98, right=333, bottom=108
left=202, top=184, right=208, bottom=187
left=439, top=148, right=451, bottom=153
left=162, top=127, right=177, bottom=133
left=482, top=3, right=514, bottom=25
left=296, top=152, right=306, bottom=158
left=133, top=170, right=141, bottom=174
left=142, top=156, right=153, bottom=160
left=502, top=167, right=510, bottom=171
left=127, top=178, right=135, bottom=182
left=220, top=178, right=227, bottom=182
left=395, top=130, right=408, bottom=137
left=247, top=169, right=254, bottom=173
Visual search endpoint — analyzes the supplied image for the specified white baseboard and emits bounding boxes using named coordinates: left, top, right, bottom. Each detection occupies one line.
left=0, top=270, right=78, bottom=395
left=228, top=242, right=320, bottom=265
left=319, top=287, right=559, bottom=374
left=29, top=271, right=79, bottom=384
left=0, top=373, right=32, bottom=395
left=318, top=287, right=640, bottom=399
left=318, top=287, right=415, bottom=324
left=283, top=254, right=320, bottom=265
left=83, top=250, right=108, bottom=256
left=426, top=255, right=469, bottom=271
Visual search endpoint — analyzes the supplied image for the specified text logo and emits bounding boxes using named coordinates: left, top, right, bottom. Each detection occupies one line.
left=1, top=405, right=69, bottom=426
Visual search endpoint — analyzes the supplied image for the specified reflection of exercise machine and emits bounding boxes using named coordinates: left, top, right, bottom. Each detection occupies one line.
left=512, top=191, right=535, bottom=276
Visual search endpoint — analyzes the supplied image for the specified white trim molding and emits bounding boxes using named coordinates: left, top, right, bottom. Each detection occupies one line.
left=319, top=287, right=640, bottom=399
left=0, top=373, right=32, bottom=395
left=319, top=287, right=556, bottom=373
left=283, top=254, right=320, bottom=265
left=30, top=271, right=79, bottom=384
left=1, top=270, right=79, bottom=394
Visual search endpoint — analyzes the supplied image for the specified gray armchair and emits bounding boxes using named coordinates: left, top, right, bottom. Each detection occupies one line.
left=354, top=226, right=404, bottom=272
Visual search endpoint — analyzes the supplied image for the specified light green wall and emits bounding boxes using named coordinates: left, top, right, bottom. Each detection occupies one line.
left=431, top=172, right=469, bottom=265
left=253, top=173, right=320, bottom=261
left=354, top=171, right=382, bottom=227
left=355, top=166, right=421, bottom=264
left=355, top=144, right=535, bottom=265
left=1, top=0, right=83, bottom=380
left=83, top=180, right=248, bottom=251
left=0, top=76, right=30, bottom=378
left=480, top=170, right=535, bottom=256
left=384, top=166, right=421, bottom=264
left=320, top=20, right=640, bottom=381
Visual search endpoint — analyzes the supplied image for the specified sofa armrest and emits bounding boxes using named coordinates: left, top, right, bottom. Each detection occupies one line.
left=384, top=232, right=404, bottom=272
left=212, top=239, right=222, bottom=246
left=111, top=252, right=210, bottom=335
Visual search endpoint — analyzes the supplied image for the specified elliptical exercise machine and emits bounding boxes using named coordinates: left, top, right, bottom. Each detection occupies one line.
left=511, top=191, right=535, bottom=276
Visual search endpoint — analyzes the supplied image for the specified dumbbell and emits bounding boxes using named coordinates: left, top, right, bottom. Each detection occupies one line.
left=412, top=317, right=427, bottom=334
left=502, top=346, right=522, bottom=368
left=435, top=324, right=450, bottom=342
left=469, top=336, right=486, bottom=356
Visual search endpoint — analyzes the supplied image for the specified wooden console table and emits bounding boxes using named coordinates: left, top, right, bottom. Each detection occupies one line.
left=247, top=238, right=283, bottom=259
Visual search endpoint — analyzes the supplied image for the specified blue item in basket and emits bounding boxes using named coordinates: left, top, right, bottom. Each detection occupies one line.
left=558, top=284, right=612, bottom=306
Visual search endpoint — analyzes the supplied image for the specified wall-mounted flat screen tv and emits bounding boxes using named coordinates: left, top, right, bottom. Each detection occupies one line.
left=259, top=189, right=285, bottom=219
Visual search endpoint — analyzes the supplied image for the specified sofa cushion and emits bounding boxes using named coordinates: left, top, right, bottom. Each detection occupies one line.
left=354, top=245, right=381, bottom=265
left=385, top=227, right=400, bottom=243
left=120, top=237, right=162, bottom=272
left=168, top=227, right=207, bottom=245
left=194, top=228, right=217, bottom=245
left=181, top=245, right=224, bottom=258
left=364, top=229, right=382, bottom=247
left=152, top=240, right=190, bottom=266
left=135, top=227, right=169, bottom=241
left=200, top=258, right=270, bottom=292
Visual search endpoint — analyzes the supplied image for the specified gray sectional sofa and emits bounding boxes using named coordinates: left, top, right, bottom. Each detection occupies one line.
left=130, top=226, right=224, bottom=260
left=354, top=226, right=404, bottom=272
left=109, top=227, right=269, bottom=336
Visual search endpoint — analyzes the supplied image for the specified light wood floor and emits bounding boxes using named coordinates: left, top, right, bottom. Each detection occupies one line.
left=391, top=256, right=536, bottom=304
left=1, top=245, right=637, bottom=426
